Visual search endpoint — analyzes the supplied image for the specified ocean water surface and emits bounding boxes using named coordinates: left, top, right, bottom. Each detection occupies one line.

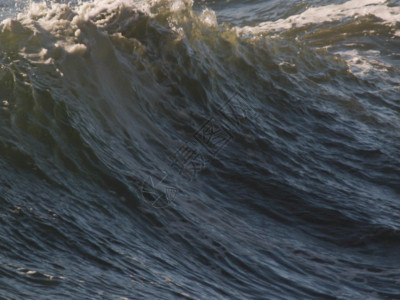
left=1, top=0, right=400, bottom=299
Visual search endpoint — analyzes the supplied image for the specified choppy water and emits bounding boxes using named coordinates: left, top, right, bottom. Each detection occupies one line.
left=1, top=0, right=400, bottom=299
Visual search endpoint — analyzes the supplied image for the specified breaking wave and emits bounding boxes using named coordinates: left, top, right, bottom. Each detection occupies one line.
left=1, top=0, right=400, bottom=298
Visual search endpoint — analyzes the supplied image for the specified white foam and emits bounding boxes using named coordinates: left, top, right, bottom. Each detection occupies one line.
left=200, top=8, right=218, bottom=28
left=1, top=0, right=219, bottom=55
left=65, top=43, right=87, bottom=55
left=170, top=0, right=187, bottom=12
left=0, top=0, right=144, bottom=61
left=235, top=0, right=400, bottom=35
left=336, top=48, right=395, bottom=79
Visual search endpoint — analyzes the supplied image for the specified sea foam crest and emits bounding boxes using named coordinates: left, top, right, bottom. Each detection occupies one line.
left=235, top=0, right=400, bottom=35
left=0, top=0, right=218, bottom=62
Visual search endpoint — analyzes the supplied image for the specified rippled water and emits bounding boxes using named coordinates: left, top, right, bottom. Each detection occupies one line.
left=1, top=0, right=400, bottom=299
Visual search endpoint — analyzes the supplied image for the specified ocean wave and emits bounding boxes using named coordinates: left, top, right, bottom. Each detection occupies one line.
left=235, top=0, right=400, bottom=35
left=1, top=0, right=400, bottom=298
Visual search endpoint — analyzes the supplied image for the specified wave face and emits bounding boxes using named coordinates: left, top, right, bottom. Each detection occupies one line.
left=1, top=0, right=400, bottom=298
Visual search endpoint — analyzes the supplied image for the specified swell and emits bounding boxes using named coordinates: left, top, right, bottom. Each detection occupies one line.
left=0, top=0, right=398, bottom=225
left=0, top=0, right=398, bottom=223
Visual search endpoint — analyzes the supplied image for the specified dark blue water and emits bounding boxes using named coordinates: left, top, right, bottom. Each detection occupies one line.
left=1, top=0, right=400, bottom=299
